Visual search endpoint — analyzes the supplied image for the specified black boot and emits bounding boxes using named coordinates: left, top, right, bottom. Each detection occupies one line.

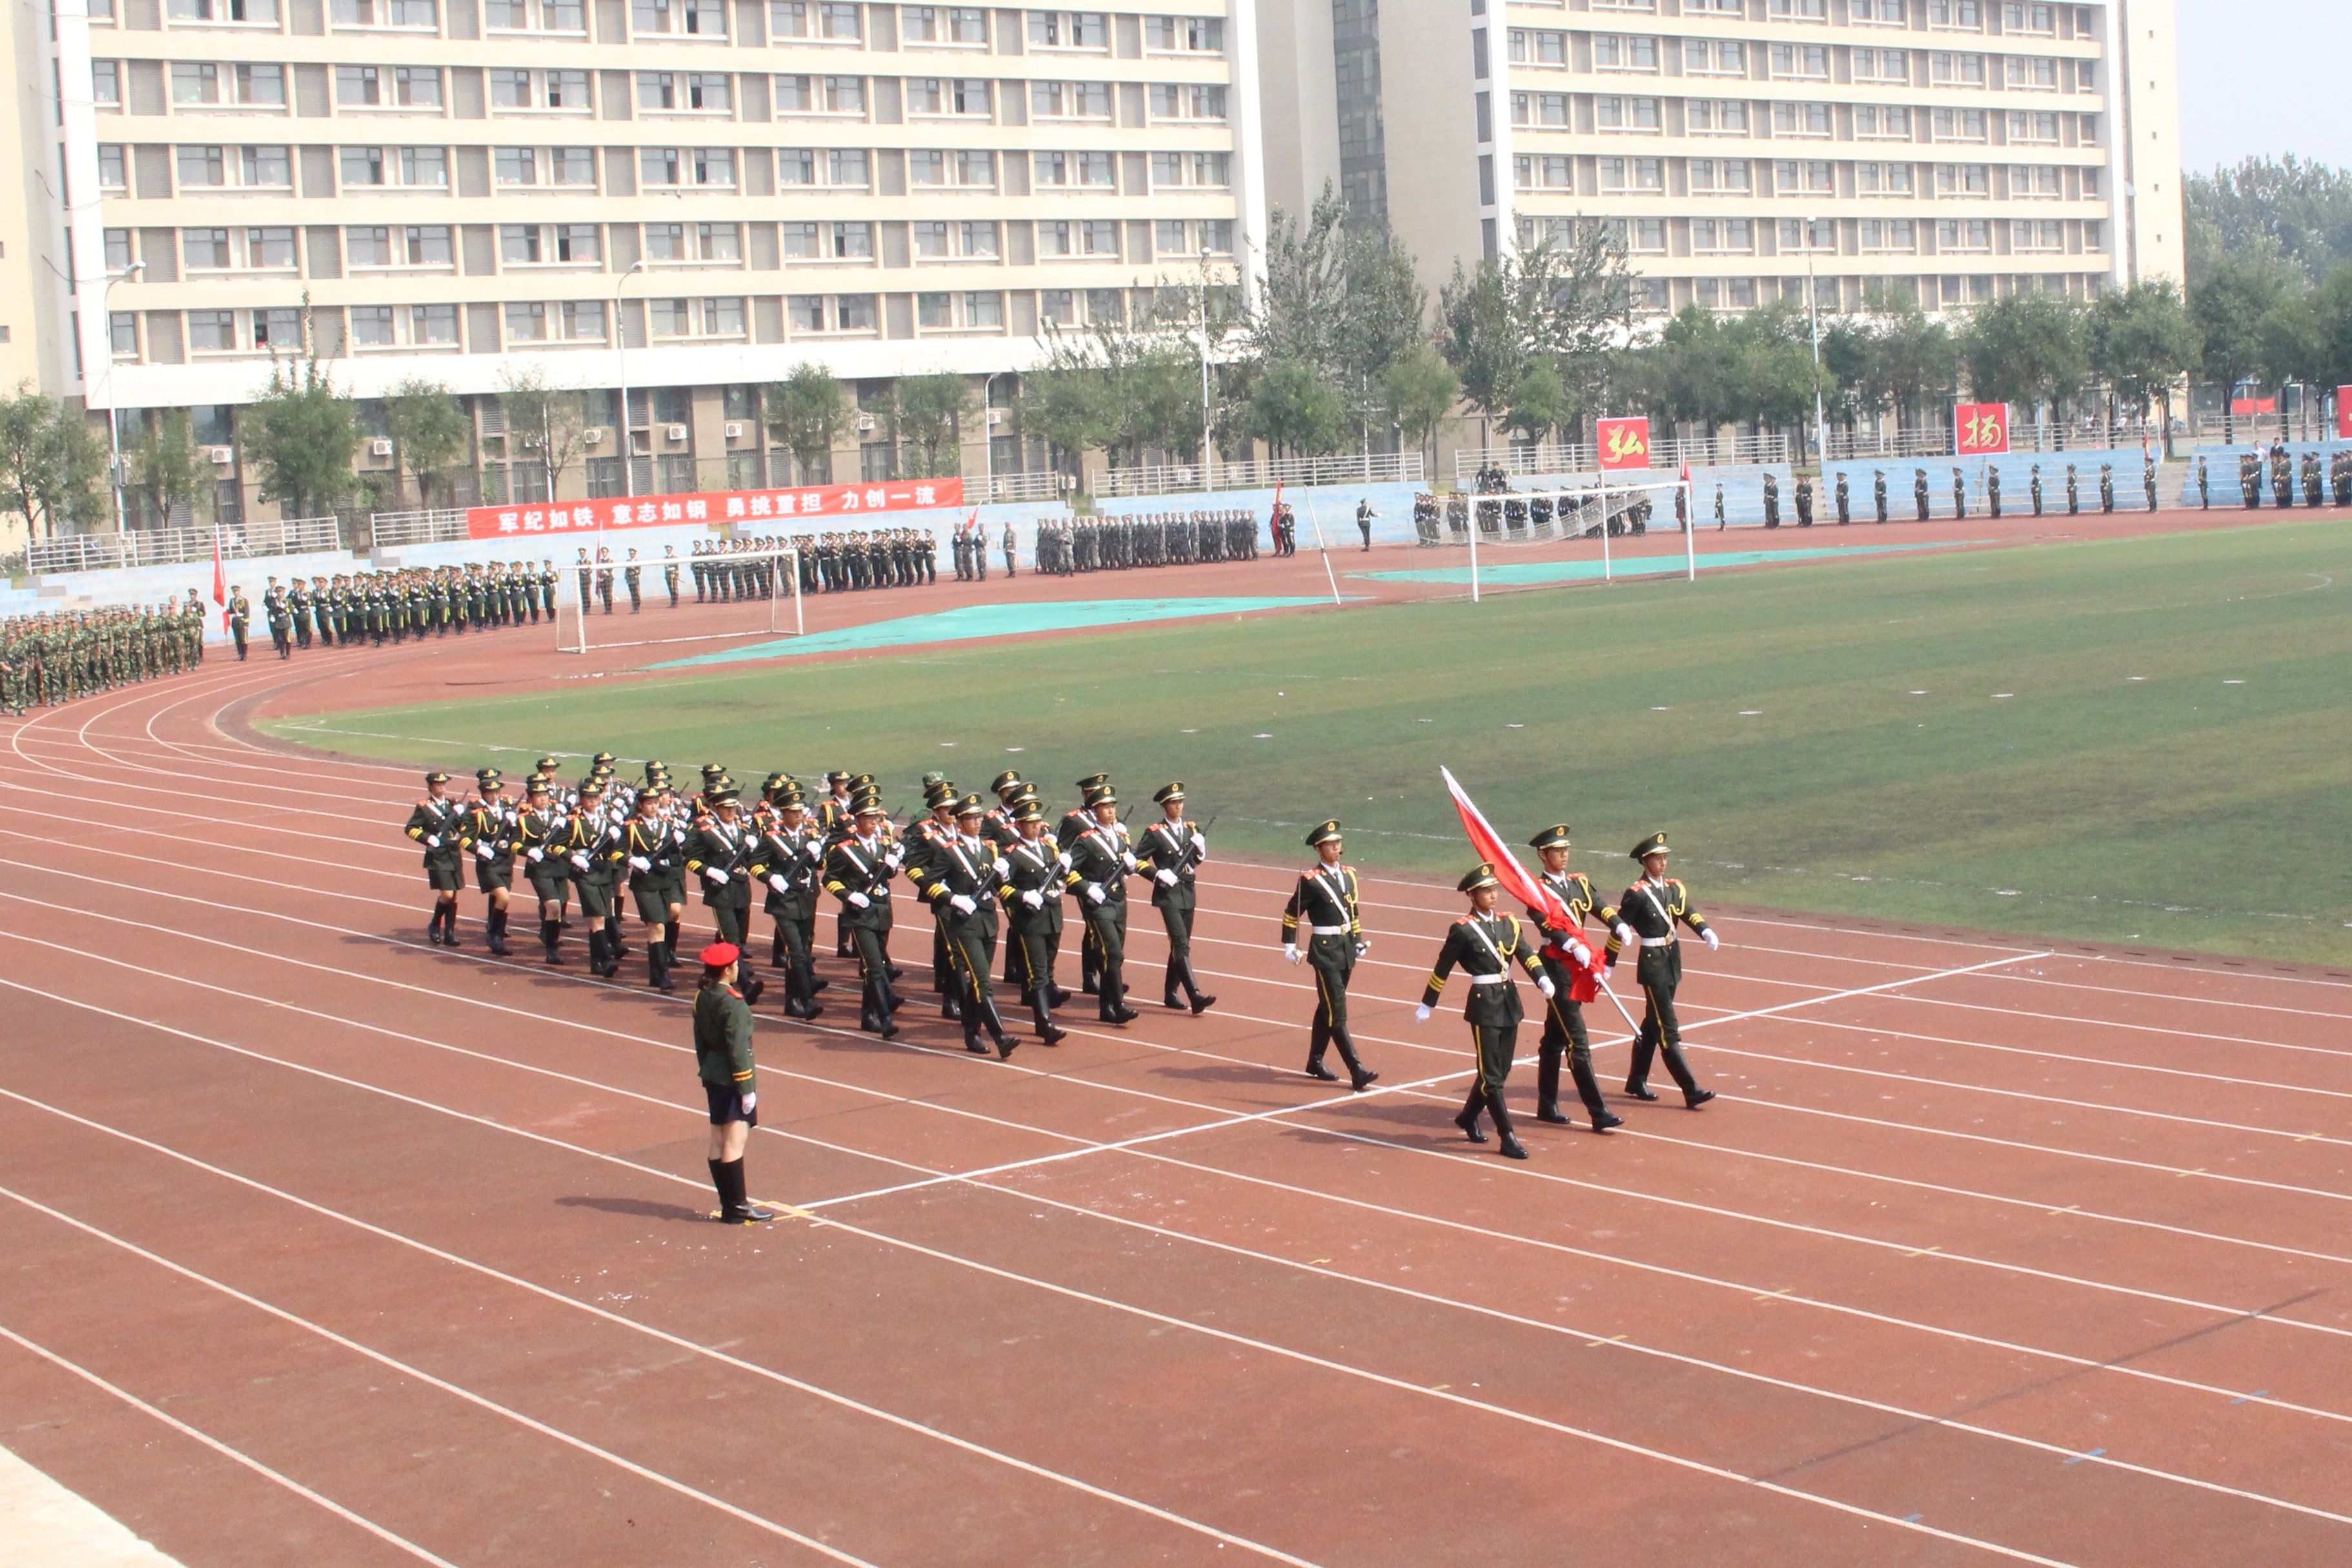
left=1536, top=1049, right=1569, bottom=1123
left=718, top=1158, right=774, bottom=1224
left=442, top=905, right=461, bottom=947
left=1453, top=1091, right=1489, bottom=1144
left=1491, top=1094, right=1529, bottom=1160
left=487, top=907, right=512, bottom=956
left=1030, top=985, right=1066, bottom=1047
left=1332, top=1028, right=1377, bottom=1093
left=707, top=1157, right=728, bottom=1220
left=1080, top=941, right=1101, bottom=996
left=650, top=941, right=676, bottom=992
left=541, top=918, right=564, bottom=964
left=607, top=915, right=627, bottom=960
left=770, top=929, right=788, bottom=969
left=739, top=970, right=764, bottom=1007
left=1569, top=1056, right=1620, bottom=1129
left=427, top=907, right=445, bottom=945
left=585, top=929, right=608, bottom=976
left=1163, top=963, right=1184, bottom=1009
left=791, top=957, right=823, bottom=1019
left=1305, top=1018, right=1338, bottom=1080
left=1179, top=958, right=1215, bottom=1016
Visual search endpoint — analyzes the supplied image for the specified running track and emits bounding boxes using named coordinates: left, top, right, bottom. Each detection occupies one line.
left=3, top=648, right=2350, bottom=1565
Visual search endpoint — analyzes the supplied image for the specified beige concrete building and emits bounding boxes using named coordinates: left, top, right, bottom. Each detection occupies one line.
left=1261, top=0, right=2183, bottom=318
left=30, top=0, right=1263, bottom=515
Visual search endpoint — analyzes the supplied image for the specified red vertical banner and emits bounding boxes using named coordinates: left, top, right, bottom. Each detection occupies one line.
left=1954, top=401, right=2011, bottom=456
left=1595, top=416, right=1653, bottom=471
left=2337, top=387, right=2352, bottom=439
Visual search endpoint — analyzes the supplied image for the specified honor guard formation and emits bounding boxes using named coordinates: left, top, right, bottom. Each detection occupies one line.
left=0, top=602, right=208, bottom=713
left=1023, top=510, right=1263, bottom=574
left=402, top=766, right=1724, bottom=1216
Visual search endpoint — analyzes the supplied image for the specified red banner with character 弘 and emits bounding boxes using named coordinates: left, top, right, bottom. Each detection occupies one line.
left=1595, top=416, right=1653, bottom=472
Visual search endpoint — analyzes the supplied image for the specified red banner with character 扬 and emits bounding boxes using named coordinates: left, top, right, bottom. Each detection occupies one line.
left=1595, top=416, right=1653, bottom=471
left=1954, top=401, right=2011, bottom=456
left=465, top=478, right=965, bottom=542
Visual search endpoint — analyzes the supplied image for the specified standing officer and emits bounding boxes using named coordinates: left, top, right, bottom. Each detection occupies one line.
left=2066, top=463, right=2080, bottom=515
left=1280, top=820, right=1377, bottom=1091
left=403, top=771, right=468, bottom=945
left=663, top=545, right=681, bottom=608
left=2099, top=463, right=2116, bottom=514
left=1873, top=469, right=1888, bottom=524
left=1912, top=468, right=1930, bottom=521
left=1523, top=825, right=1623, bottom=1132
left=1002, top=519, right=1019, bottom=578
left=693, top=942, right=776, bottom=1225
left=1067, top=785, right=1140, bottom=1026
left=1356, top=498, right=1375, bottom=550
left=623, top=784, right=688, bottom=991
left=687, top=787, right=763, bottom=1004
left=2030, top=463, right=2045, bottom=516
left=1986, top=463, right=2002, bottom=519
left=2149, top=456, right=2164, bottom=512
left=1606, top=832, right=1719, bottom=1109
left=1834, top=470, right=1851, bottom=525
left=1411, top=865, right=1552, bottom=1161
left=624, top=549, right=645, bottom=613
left=1135, top=782, right=1215, bottom=1014
left=1761, top=472, right=1780, bottom=528
left=518, top=778, right=572, bottom=965
left=1794, top=474, right=1813, bottom=527
left=461, top=767, right=521, bottom=956
left=2198, top=455, right=2212, bottom=509
left=2239, top=449, right=2261, bottom=508
left=1001, top=801, right=1074, bottom=1045
left=1951, top=465, right=1967, bottom=520
left=825, top=794, right=903, bottom=1037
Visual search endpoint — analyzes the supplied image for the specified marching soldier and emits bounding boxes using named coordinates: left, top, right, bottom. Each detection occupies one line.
left=916, top=794, right=1016, bottom=1056
left=403, top=770, right=468, bottom=946
left=1000, top=801, right=1074, bottom=1044
left=460, top=767, right=521, bottom=956
left=264, top=578, right=293, bottom=659
left=749, top=781, right=826, bottom=1019
left=227, top=585, right=251, bottom=661
left=623, top=784, right=689, bottom=992
left=825, top=794, right=903, bottom=1036
left=1057, top=773, right=1111, bottom=996
left=518, top=778, right=572, bottom=965
left=693, top=941, right=777, bottom=1225
left=1412, top=864, right=1553, bottom=1161
left=687, top=787, right=763, bottom=1004
left=1134, top=782, right=1215, bottom=1014
left=561, top=779, right=623, bottom=976
left=905, top=778, right=966, bottom=1018
left=1523, top=825, right=1623, bottom=1132
left=1067, top=786, right=1141, bottom=1027
left=1605, top=832, right=1719, bottom=1110
left=1280, top=820, right=1377, bottom=1091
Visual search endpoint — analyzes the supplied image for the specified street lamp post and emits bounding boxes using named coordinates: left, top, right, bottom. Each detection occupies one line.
left=1198, top=245, right=1214, bottom=491
left=613, top=258, right=646, bottom=498
left=101, top=261, right=145, bottom=532
left=1804, top=218, right=1827, bottom=470
left=980, top=370, right=1004, bottom=503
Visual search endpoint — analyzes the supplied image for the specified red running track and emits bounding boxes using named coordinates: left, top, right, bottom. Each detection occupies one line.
left=2, top=639, right=2350, bottom=1567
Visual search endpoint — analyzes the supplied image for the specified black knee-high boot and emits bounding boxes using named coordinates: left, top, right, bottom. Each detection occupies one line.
left=1454, top=1085, right=1489, bottom=1143
left=606, top=914, right=627, bottom=959
left=1176, top=957, right=1214, bottom=1015
left=649, top=940, right=674, bottom=992
left=770, top=926, right=787, bottom=969
left=487, top=907, right=511, bottom=956
left=1306, top=1016, right=1336, bottom=1077
left=441, top=904, right=462, bottom=947
left=586, top=928, right=609, bottom=976
left=707, top=1157, right=728, bottom=1218
left=1486, top=1088, right=1527, bottom=1159
left=1330, top=1027, right=1375, bottom=1091
left=1029, top=980, right=1065, bottom=1045
left=540, top=918, right=563, bottom=964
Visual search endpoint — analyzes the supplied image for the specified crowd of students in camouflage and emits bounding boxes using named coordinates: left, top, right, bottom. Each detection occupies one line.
left=1029, top=510, right=1262, bottom=575
left=0, top=602, right=207, bottom=712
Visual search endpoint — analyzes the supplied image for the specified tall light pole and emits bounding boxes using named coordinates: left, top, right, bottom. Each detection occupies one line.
left=1198, top=245, right=1214, bottom=491
left=980, top=369, right=1004, bottom=503
left=613, top=258, right=645, bottom=498
left=1804, top=217, right=1826, bottom=468
left=101, top=261, right=144, bottom=532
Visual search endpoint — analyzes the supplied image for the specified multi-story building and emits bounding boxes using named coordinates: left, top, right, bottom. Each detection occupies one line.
left=37, top=0, right=1263, bottom=516
left=1269, top=0, right=2182, bottom=320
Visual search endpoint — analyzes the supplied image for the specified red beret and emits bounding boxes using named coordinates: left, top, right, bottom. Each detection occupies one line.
left=699, top=942, right=740, bottom=969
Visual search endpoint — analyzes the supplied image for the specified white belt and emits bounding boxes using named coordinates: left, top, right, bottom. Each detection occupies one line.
left=1640, top=934, right=1676, bottom=948
left=1467, top=973, right=1507, bottom=985
left=1309, top=925, right=1349, bottom=936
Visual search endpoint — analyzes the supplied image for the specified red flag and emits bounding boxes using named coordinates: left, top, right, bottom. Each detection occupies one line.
left=211, top=527, right=227, bottom=627
left=1440, top=767, right=1607, bottom=992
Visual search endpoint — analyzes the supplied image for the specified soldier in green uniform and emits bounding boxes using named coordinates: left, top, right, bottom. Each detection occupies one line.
left=1523, top=825, right=1624, bottom=1132
left=1134, top=781, right=1214, bottom=1014
left=1280, top=819, right=1377, bottom=1091
left=2199, top=455, right=2213, bottom=509
left=687, top=786, right=763, bottom=1003
left=1605, top=832, right=1720, bottom=1109
left=663, top=545, right=681, bottom=608
left=2030, top=462, right=2044, bottom=516
left=1412, top=863, right=1552, bottom=1160
left=518, top=777, right=572, bottom=964
left=402, top=770, right=468, bottom=945
left=825, top=794, right=903, bottom=1036
left=1761, top=472, right=1780, bottom=528
left=459, top=767, right=521, bottom=956
left=1986, top=463, right=2002, bottom=518
left=560, top=779, right=623, bottom=976
left=2065, top=463, right=2080, bottom=515
left=1834, top=470, right=1850, bottom=525
left=1000, top=799, right=1075, bottom=1044
left=1067, top=785, right=1141, bottom=1027
left=2271, top=442, right=2292, bottom=507
left=2240, top=450, right=2260, bottom=508
left=693, top=941, right=777, bottom=1224
left=750, top=783, right=827, bottom=1019
left=2147, top=457, right=2162, bottom=512
left=1951, top=465, right=1966, bottom=519
left=912, top=793, right=1016, bottom=1056
left=2302, top=451, right=2322, bottom=508
left=2098, top=462, right=2115, bottom=514
left=227, top=586, right=251, bottom=660
left=1873, top=468, right=1888, bottom=523
left=1794, top=474, right=1814, bottom=526
left=623, top=784, right=689, bottom=991
left=1912, top=468, right=1929, bottom=521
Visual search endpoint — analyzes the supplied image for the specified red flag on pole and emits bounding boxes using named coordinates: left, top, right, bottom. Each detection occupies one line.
left=211, top=526, right=227, bottom=627
left=1439, top=767, right=1607, bottom=995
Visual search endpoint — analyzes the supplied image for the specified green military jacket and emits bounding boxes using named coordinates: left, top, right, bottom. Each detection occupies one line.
left=1420, top=913, right=1547, bottom=1027
left=692, top=981, right=756, bottom=1092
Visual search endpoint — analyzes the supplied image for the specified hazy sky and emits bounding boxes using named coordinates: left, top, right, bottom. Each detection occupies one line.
left=2178, top=0, right=2352, bottom=172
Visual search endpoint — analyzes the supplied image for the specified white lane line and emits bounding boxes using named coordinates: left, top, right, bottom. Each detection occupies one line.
left=0, top=1323, right=460, bottom=1567
left=0, top=1186, right=885, bottom=1568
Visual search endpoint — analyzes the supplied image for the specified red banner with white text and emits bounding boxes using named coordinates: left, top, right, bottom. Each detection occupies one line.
left=1594, top=416, right=1653, bottom=471
left=1954, top=401, right=2011, bottom=456
left=465, top=477, right=965, bottom=542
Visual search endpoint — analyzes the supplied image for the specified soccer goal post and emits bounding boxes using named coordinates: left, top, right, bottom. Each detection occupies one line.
left=555, top=545, right=804, bottom=654
left=1433, top=479, right=1698, bottom=602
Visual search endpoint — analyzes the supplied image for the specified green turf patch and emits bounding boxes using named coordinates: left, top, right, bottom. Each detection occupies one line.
left=273, top=519, right=2352, bottom=965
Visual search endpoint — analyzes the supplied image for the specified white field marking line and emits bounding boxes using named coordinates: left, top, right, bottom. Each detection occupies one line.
left=0, top=998, right=2076, bottom=1568
left=1984, top=969, right=2352, bottom=1026
left=0, top=1322, right=465, bottom=1568
left=0, top=1010, right=1332, bottom=1568
left=1818, top=983, right=2352, bottom=1063
left=0, top=1184, right=887, bottom=1568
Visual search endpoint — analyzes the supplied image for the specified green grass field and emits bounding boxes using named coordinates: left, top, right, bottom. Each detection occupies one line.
left=274, top=519, right=2352, bottom=966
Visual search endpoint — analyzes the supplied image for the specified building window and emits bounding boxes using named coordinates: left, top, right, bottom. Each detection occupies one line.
left=2007, top=110, right=2058, bottom=143
left=1686, top=99, right=1747, bottom=134
left=168, top=0, right=282, bottom=19
left=1590, top=34, right=1654, bottom=70
left=1933, top=161, right=1991, bottom=194
left=1030, top=81, right=1109, bottom=117
left=1773, top=159, right=1833, bottom=193
left=1928, top=51, right=1986, bottom=86
left=1145, top=14, right=1221, bottom=51
left=1768, top=43, right=1828, bottom=77
left=1594, top=95, right=1661, bottom=132
left=1767, top=0, right=1826, bottom=16
left=1040, top=288, right=1076, bottom=326
left=1937, top=217, right=1991, bottom=251
left=332, top=0, right=439, bottom=25
left=917, top=291, right=953, bottom=328
left=99, top=145, right=128, bottom=190
left=1932, top=108, right=1988, bottom=142
left=2009, top=218, right=2063, bottom=252
left=1682, top=38, right=1743, bottom=74
left=1771, top=101, right=1830, bottom=136
left=561, top=300, right=606, bottom=339
left=1853, top=0, right=1905, bottom=20
left=1853, top=48, right=1909, bottom=84
left=1515, top=154, right=1573, bottom=190
left=246, top=225, right=297, bottom=267
left=1925, top=0, right=1981, bottom=24
left=177, top=145, right=228, bottom=186
left=1854, top=105, right=1911, bottom=139
left=1860, top=218, right=1916, bottom=252
left=1027, top=10, right=1107, bottom=48
left=187, top=310, right=237, bottom=352
left=1778, top=217, right=1834, bottom=250
left=1856, top=161, right=1915, bottom=195
left=1080, top=218, right=1118, bottom=256
left=183, top=228, right=233, bottom=269
left=1688, top=157, right=1751, bottom=193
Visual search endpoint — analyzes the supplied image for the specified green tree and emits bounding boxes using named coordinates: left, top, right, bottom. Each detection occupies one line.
left=2086, top=279, right=2200, bottom=452
left=2311, top=266, right=2352, bottom=426
left=381, top=377, right=470, bottom=509
left=1245, top=357, right=1346, bottom=458
left=1385, top=342, right=1460, bottom=468
left=130, top=407, right=206, bottom=528
left=764, top=364, right=849, bottom=484
left=0, top=385, right=109, bottom=539
left=246, top=326, right=359, bottom=519
left=1028, top=319, right=1205, bottom=471
left=890, top=372, right=975, bottom=479
left=1960, top=292, right=2088, bottom=430
left=497, top=366, right=590, bottom=501
left=2191, top=253, right=2298, bottom=440
left=1440, top=230, right=1631, bottom=448
left=1437, top=259, right=1521, bottom=444
left=1856, top=303, right=1959, bottom=431
left=2184, top=155, right=2352, bottom=289
left=1501, top=358, right=1571, bottom=445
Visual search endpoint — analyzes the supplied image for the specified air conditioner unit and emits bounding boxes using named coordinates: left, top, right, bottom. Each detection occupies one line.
left=723, top=421, right=745, bottom=439
left=370, top=438, right=394, bottom=457
left=665, top=423, right=689, bottom=441
left=854, top=412, right=878, bottom=431
left=986, top=408, right=1005, bottom=425
left=209, top=447, right=235, bottom=464
left=584, top=428, right=605, bottom=445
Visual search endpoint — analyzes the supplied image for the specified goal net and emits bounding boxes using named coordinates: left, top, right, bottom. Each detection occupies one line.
left=555, top=545, right=803, bottom=654
left=1401, top=479, right=1700, bottom=601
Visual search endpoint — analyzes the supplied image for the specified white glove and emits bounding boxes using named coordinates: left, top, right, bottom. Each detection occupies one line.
left=1283, top=943, right=1300, bottom=965
left=847, top=891, right=870, bottom=909
left=706, top=867, right=729, bottom=885
left=1056, top=850, right=1074, bottom=871
left=1614, top=922, right=1636, bottom=947
left=1537, top=974, right=1556, bottom=998
left=739, top=1092, right=756, bottom=1114
left=949, top=894, right=976, bottom=915
left=805, top=841, right=823, bottom=861
left=1193, top=836, right=1207, bottom=856
left=992, top=858, right=1009, bottom=878
left=475, top=843, right=496, bottom=861
left=1355, top=940, right=1371, bottom=958
left=527, top=847, right=545, bottom=863
left=885, top=847, right=903, bottom=868
left=768, top=873, right=789, bottom=894
left=1704, top=929, right=1720, bottom=952
left=424, top=834, right=441, bottom=849
left=1020, top=889, right=1043, bottom=909
left=629, top=855, right=652, bottom=872
left=1084, top=882, right=1105, bottom=905
left=1155, top=868, right=1179, bottom=887
left=1121, top=851, right=1137, bottom=872
left=570, top=853, right=590, bottom=872
left=1413, top=1003, right=1432, bottom=1023
left=1563, top=938, right=1591, bottom=965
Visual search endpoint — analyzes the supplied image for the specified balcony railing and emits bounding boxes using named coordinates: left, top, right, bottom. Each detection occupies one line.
left=1456, top=433, right=1788, bottom=481
left=1101, top=450, right=1424, bottom=498
left=368, top=508, right=472, bottom=547
left=28, top=516, right=344, bottom=575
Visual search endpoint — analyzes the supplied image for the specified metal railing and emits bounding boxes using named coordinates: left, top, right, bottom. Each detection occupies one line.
left=1455, top=433, right=1787, bottom=481
left=28, top=516, right=344, bottom=575
left=368, top=508, right=471, bottom=547
left=983, top=471, right=1072, bottom=503
left=1101, top=450, right=1424, bottom=497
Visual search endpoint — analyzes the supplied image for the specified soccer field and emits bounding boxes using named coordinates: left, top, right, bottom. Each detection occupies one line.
left=271, top=518, right=2352, bottom=965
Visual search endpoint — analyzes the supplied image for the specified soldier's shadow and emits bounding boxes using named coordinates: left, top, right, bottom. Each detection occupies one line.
left=556, top=1195, right=711, bottom=1224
